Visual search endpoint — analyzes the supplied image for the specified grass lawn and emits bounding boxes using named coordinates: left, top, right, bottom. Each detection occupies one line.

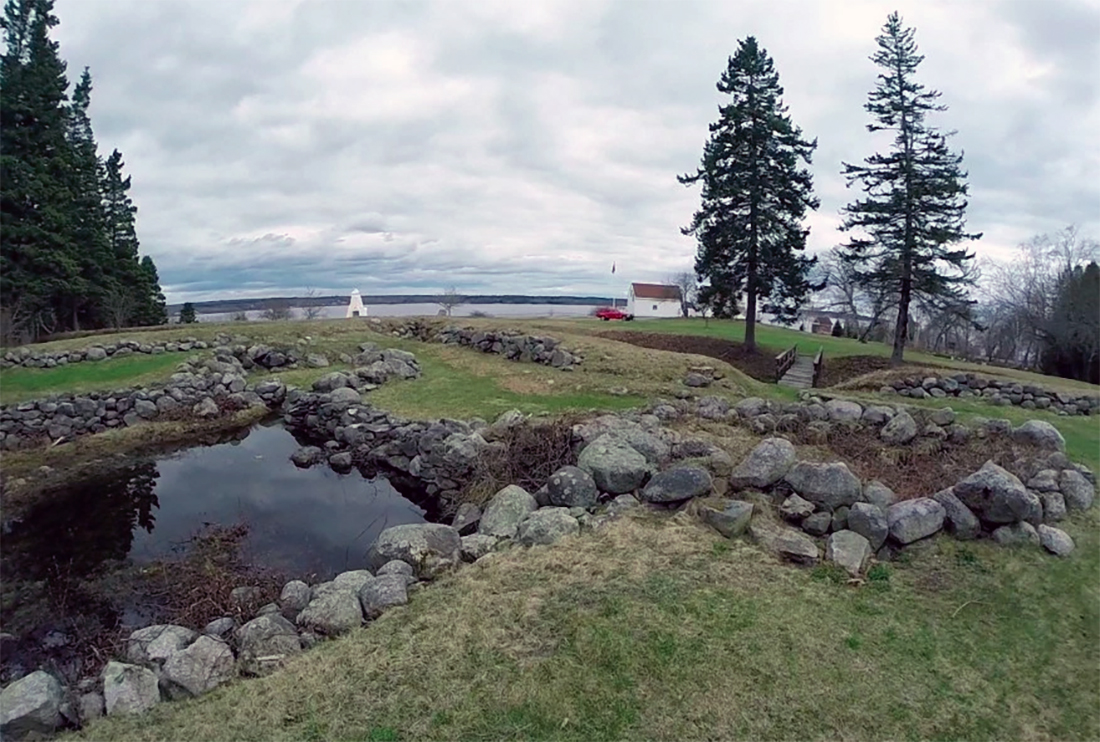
left=0, top=353, right=184, bottom=405
left=558, top=317, right=1100, bottom=394
left=78, top=511, right=1100, bottom=742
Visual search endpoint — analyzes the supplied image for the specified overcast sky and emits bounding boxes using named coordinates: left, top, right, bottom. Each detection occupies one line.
left=53, top=0, right=1100, bottom=303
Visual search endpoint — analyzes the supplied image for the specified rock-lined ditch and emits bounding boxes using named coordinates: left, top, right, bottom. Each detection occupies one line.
left=4, top=391, right=1095, bottom=738
left=879, top=373, right=1098, bottom=416
left=3, top=336, right=1098, bottom=739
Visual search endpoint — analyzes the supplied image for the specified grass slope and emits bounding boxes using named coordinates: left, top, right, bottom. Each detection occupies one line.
left=79, top=512, right=1100, bottom=742
left=561, top=318, right=1100, bottom=394
left=0, top=353, right=183, bottom=405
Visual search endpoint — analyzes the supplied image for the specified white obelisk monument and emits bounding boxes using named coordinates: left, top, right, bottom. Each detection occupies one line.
left=346, top=289, right=367, bottom=318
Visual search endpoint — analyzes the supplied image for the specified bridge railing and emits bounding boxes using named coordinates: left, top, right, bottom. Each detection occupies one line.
left=812, top=347, right=825, bottom=388
left=775, top=345, right=798, bottom=382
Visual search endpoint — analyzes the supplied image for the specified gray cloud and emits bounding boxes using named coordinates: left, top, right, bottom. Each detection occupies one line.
left=53, top=0, right=1100, bottom=301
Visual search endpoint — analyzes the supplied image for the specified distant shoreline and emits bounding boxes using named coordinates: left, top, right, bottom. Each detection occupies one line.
left=169, top=294, right=615, bottom=313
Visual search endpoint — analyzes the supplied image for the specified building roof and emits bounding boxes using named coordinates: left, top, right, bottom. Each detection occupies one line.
left=631, top=283, right=681, bottom=300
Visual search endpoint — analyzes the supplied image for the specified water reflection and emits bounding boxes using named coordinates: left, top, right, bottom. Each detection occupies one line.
left=4, top=463, right=159, bottom=581
left=3, top=424, right=428, bottom=582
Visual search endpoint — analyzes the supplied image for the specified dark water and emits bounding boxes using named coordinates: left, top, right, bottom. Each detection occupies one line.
left=3, top=423, right=428, bottom=583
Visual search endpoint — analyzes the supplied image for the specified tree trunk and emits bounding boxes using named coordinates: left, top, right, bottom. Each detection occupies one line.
left=892, top=274, right=911, bottom=365
left=745, top=272, right=757, bottom=352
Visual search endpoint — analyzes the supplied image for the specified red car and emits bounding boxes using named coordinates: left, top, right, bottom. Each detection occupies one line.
left=595, top=307, right=634, bottom=321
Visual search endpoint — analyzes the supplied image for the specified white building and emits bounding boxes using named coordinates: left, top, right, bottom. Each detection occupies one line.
left=345, top=289, right=367, bottom=318
left=628, top=283, right=682, bottom=318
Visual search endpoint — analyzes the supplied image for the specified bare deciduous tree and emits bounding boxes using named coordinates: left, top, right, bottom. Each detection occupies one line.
left=437, top=287, right=466, bottom=317
left=102, top=288, right=136, bottom=329
left=230, top=311, right=249, bottom=322
left=666, top=272, right=697, bottom=317
left=981, top=225, right=1099, bottom=367
left=302, top=287, right=325, bottom=320
left=262, top=299, right=294, bottom=321
left=817, top=248, right=896, bottom=342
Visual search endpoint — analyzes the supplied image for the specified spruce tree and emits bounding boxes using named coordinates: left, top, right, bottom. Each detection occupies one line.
left=680, top=36, right=819, bottom=352
left=66, top=67, right=110, bottom=329
left=838, top=12, right=980, bottom=364
left=0, top=0, right=77, bottom=339
left=178, top=302, right=196, bottom=324
left=137, top=255, right=167, bottom=325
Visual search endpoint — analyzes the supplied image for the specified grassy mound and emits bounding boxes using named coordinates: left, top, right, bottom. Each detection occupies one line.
left=78, top=511, right=1099, bottom=742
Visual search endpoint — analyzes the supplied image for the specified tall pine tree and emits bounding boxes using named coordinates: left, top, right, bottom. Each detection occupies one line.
left=66, top=67, right=111, bottom=330
left=1, top=0, right=168, bottom=339
left=680, top=37, right=819, bottom=352
left=0, top=0, right=77, bottom=340
left=838, top=12, right=980, bottom=364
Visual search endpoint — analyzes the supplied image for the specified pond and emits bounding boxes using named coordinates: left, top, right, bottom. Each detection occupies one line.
left=2, top=421, right=429, bottom=584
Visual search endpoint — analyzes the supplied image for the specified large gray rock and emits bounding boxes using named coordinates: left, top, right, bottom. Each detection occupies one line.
left=847, top=502, right=888, bottom=550
left=193, top=396, right=219, bottom=418
left=826, top=530, right=872, bottom=577
left=1040, top=491, right=1067, bottom=522
left=699, top=500, right=754, bottom=538
left=1026, top=470, right=1061, bottom=492
left=517, top=508, right=580, bottom=546
left=297, top=589, right=363, bottom=636
left=783, top=461, right=862, bottom=510
left=328, top=387, right=361, bottom=405
left=312, top=372, right=350, bottom=393
left=931, top=489, right=981, bottom=540
left=825, top=399, right=863, bottom=423
left=0, top=670, right=63, bottom=738
left=992, top=521, right=1040, bottom=547
left=236, top=614, right=302, bottom=676
left=460, top=534, right=498, bottom=561
left=886, top=498, right=945, bottom=544
left=367, top=523, right=462, bottom=577
left=85, top=346, right=108, bottom=361
left=773, top=529, right=820, bottom=564
left=331, top=570, right=375, bottom=594
left=734, top=397, right=767, bottom=418
left=1059, top=470, right=1095, bottom=511
left=546, top=466, right=599, bottom=508
left=861, top=405, right=895, bottom=425
left=357, top=575, right=409, bottom=618
left=126, top=624, right=197, bottom=667
left=640, top=466, right=712, bottom=503
left=728, top=437, right=796, bottom=489
left=954, top=461, right=1039, bottom=525
left=861, top=481, right=898, bottom=510
left=1037, top=524, right=1074, bottom=557
left=450, top=502, right=482, bottom=535
left=479, top=485, right=538, bottom=539
left=78, top=692, right=104, bottom=724
left=279, top=580, right=312, bottom=617
left=880, top=411, right=918, bottom=445
left=1011, top=420, right=1066, bottom=451
left=779, top=493, right=815, bottom=521
left=577, top=434, right=650, bottom=494
left=160, top=635, right=236, bottom=699
left=801, top=511, right=832, bottom=536
left=376, top=560, right=415, bottom=581
left=103, top=661, right=159, bottom=716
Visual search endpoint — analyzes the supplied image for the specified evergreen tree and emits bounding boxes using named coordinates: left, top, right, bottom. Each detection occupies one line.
left=1040, top=262, right=1100, bottom=383
left=831, top=320, right=844, bottom=337
left=137, top=255, right=167, bottom=325
left=65, top=66, right=111, bottom=330
left=838, top=12, right=980, bottom=364
left=0, top=0, right=77, bottom=340
left=680, top=37, right=819, bottom=352
left=178, top=302, right=196, bottom=324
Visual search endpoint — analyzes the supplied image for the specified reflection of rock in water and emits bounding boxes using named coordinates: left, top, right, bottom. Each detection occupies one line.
left=3, top=461, right=160, bottom=581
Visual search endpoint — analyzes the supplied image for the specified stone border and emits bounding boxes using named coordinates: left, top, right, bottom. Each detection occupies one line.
left=384, top=320, right=582, bottom=369
left=1, top=337, right=212, bottom=369
left=879, top=373, right=1098, bottom=416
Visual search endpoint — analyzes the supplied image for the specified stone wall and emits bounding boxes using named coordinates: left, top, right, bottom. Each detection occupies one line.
left=384, top=320, right=582, bottom=369
left=881, top=373, right=1098, bottom=416
left=1, top=337, right=211, bottom=369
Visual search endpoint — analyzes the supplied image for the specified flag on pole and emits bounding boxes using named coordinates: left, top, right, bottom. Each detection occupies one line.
left=611, top=262, right=616, bottom=274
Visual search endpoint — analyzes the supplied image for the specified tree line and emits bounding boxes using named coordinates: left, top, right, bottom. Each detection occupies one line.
left=1, top=0, right=167, bottom=344
left=681, top=11, right=1096, bottom=382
